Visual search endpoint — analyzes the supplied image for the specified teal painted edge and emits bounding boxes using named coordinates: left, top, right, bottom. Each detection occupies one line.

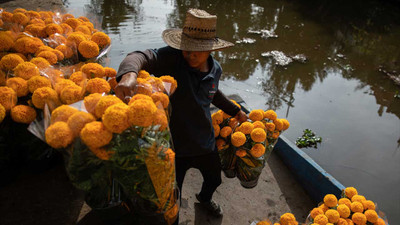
left=274, top=135, right=346, bottom=203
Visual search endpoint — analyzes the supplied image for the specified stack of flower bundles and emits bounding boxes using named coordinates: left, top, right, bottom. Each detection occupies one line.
left=212, top=107, right=289, bottom=188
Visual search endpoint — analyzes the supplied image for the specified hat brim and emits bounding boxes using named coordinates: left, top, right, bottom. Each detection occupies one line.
left=162, top=28, right=234, bottom=51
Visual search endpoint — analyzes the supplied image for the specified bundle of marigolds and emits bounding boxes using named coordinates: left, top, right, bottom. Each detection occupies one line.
left=38, top=71, right=178, bottom=224
left=213, top=108, right=289, bottom=188
left=251, top=212, right=300, bottom=225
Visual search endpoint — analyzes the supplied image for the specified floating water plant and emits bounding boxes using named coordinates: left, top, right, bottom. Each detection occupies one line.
left=295, top=129, right=322, bottom=148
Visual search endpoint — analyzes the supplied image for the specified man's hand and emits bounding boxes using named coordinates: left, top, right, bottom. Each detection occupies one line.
left=235, top=110, right=248, bottom=123
left=115, top=72, right=137, bottom=103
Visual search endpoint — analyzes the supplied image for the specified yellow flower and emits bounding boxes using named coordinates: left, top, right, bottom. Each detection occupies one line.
left=32, top=87, right=60, bottom=110
left=84, top=93, right=102, bottom=116
left=0, top=53, right=24, bottom=70
left=86, top=78, right=111, bottom=94
left=14, top=62, right=40, bottom=80
left=314, top=214, right=329, bottom=225
left=39, top=11, right=52, bottom=20
left=6, top=77, right=29, bottom=97
left=66, top=32, right=87, bottom=48
left=231, top=131, right=246, bottom=147
left=60, top=84, right=83, bottom=104
left=257, top=221, right=271, bottom=225
left=52, top=49, right=64, bottom=61
left=54, top=79, right=76, bottom=95
left=325, top=209, right=340, bottom=223
left=78, top=40, right=99, bottom=58
left=249, top=109, right=264, bottom=121
left=37, top=50, right=58, bottom=65
left=80, top=121, right=112, bottom=148
left=45, top=121, right=74, bottom=148
left=211, top=111, right=223, bottom=125
left=250, top=143, right=265, bottom=158
left=69, top=71, right=86, bottom=86
left=138, top=70, right=150, bottom=79
left=27, top=76, right=52, bottom=93
left=362, top=200, right=375, bottom=211
left=220, top=126, right=233, bottom=138
left=75, top=25, right=91, bottom=35
left=310, top=208, right=324, bottom=219
left=152, top=108, right=168, bottom=131
left=264, top=110, right=277, bottom=120
left=281, top=118, right=290, bottom=131
left=136, top=78, right=153, bottom=96
left=280, top=213, right=297, bottom=225
left=351, top=195, right=366, bottom=203
left=94, top=95, right=123, bottom=118
left=25, top=24, right=46, bottom=38
left=338, top=198, right=352, bottom=209
left=364, top=210, right=378, bottom=223
left=104, top=67, right=117, bottom=77
left=146, top=77, right=165, bottom=92
left=102, top=103, right=129, bottom=133
left=10, top=105, right=37, bottom=124
left=0, top=86, right=17, bottom=111
left=61, top=13, right=74, bottom=22
left=350, top=202, right=364, bottom=213
left=344, top=187, right=358, bottom=199
left=251, top=128, right=266, bottom=142
left=14, top=37, right=44, bottom=54
left=67, top=111, right=96, bottom=137
left=127, top=99, right=157, bottom=127
left=228, top=117, right=239, bottom=129
left=50, top=105, right=79, bottom=124
left=60, top=23, right=73, bottom=35
left=12, top=12, right=29, bottom=25
left=55, top=44, right=74, bottom=59
left=108, top=78, right=117, bottom=91
left=272, top=131, right=280, bottom=139
left=160, top=75, right=178, bottom=94
left=318, top=203, right=329, bottom=213
left=235, top=149, right=247, bottom=158
left=336, top=218, right=348, bottom=225
left=151, top=92, right=169, bottom=108
left=265, top=122, right=275, bottom=132
left=64, top=18, right=82, bottom=29
left=337, top=204, right=350, bottom=218
left=324, top=194, right=338, bottom=208
left=45, top=23, right=63, bottom=36
left=30, top=57, right=51, bottom=70
left=253, top=121, right=265, bottom=129
left=351, top=212, right=367, bottom=225
left=273, top=119, right=284, bottom=131
left=128, top=94, right=153, bottom=105
left=240, top=121, right=254, bottom=134
left=1, top=11, right=13, bottom=22
left=345, top=218, right=354, bottom=225
left=374, top=218, right=386, bottom=225
left=0, top=104, right=5, bottom=123
left=90, top=31, right=111, bottom=48
left=216, top=138, right=226, bottom=151
left=80, top=62, right=105, bottom=78
left=13, top=8, right=27, bottom=13
left=0, top=31, right=15, bottom=51
left=213, top=124, right=220, bottom=137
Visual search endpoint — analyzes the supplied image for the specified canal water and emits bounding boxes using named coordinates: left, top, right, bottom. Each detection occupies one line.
left=64, top=0, right=400, bottom=223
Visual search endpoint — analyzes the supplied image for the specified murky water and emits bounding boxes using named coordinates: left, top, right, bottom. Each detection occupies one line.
left=64, top=0, right=400, bottom=222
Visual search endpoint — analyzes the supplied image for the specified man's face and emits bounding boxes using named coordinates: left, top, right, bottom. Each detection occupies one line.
left=182, top=51, right=211, bottom=69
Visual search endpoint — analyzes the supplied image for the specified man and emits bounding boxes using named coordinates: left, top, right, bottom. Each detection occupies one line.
left=115, top=8, right=247, bottom=221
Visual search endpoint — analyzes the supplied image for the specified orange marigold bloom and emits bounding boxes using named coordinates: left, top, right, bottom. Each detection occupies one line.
left=350, top=202, right=364, bottom=213
left=61, top=13, right=74, bottom=22
left=345, top=219, right=354, bottom=225
left=14, top=37, right=44, bottom=54
left=345, top=187, right=358, bottom=199
left=253, top=121, right=265, bottom=129
left=249, top=109, right=264, bottom=122
left=273, top=119, right=284, bottom=131
left=14, top=61, right=40, bottom=80
left=138, top=70, right=150, bottom=79
left=0, top=31, right=14, bottom=51
left=78, top=40, right=99, bottom=58
left=153, top=108, right=168, bottom=131
left=280, top=213, right=297, bottom=225
left=325, top=209, right=340, bottom=223
left=216, top=138, right=226, bottom=151
left=80, top=121, right=112, bottom=148
left=160, top=75, right=177, bottom=94
left=220, top=126, right=233, bottom=138
left=338, top=198, right=352, bottom=209
left=102, top=103, right=130, bottom=133
left=108, top=77, right=117, bottom=91
left=86, top=78, right=111, bottom=94
left=128, top=94, right=153, bottom=105
left=45, top=121, right=74, bottom=148
left=362, top=200, right=375, bottom=211
left=314, top=214, right=329, bottom=225
left=37, top=50, right=58, bottom=65
left=240, top=121, right=254, bottom=134
left=151, top=92, right=169, bottom=108
left=75, top=25, right=91, bottom=35
left=104, top=67, right=117, bottom=78
left=374, top=218, right=386, bottom=225
left=10, top=105, right=36, bottom=124
left=235, top=149, right=247, bottom=158
left=94, top=95, right=123, bottom=118
left=60, top=23, right=73, bottom=35
left=12, top=12, right=29, bottom=25
left=25, top=24, right=46, bottom=37
left=55, top=44, right=74, bottom=59
left=231, top=131, right=246, bottom=147
left=66, top=32, right=87, bottom=48
left=324, top=194, right=338, bottom=208
left=83, top=93, right=102, bottom=116
left=1, top=11, right=13, bottom=22
left=0, top=70, right=5, bottom=86
left=60, top=84, right=83, bottom=104
left=50, top=105, right=78, bottom=124
left=0, top=53, right=24, bottom=70
left=228, top=117, right=239, bottom=129
left=319, top=203, right=330, bottom=213
left=127, top=99, right=157, bottom=127
left=281, top=118, right=290, bottom=130
left=6, top=77, right=28, bottom=97
left=64, top=18, right=82, bottom=29
left=26, top=10, right=41, bottom=19
left=146, top=77, right=165, bottom=92
left=336, top=218, right=348, bottom=225
left=91, top=31, right=111, bottom=48
left=69, top=71, right=86, bottom=86
left=0, top=104, right=5, bottom=123
left=0, top=86, right=17, bottom=111
left=351, top=212, right=367, bottom=225
left=213, top=124, right=220, bottom=137
left=39, top=11, right=51, bottom=20
left=32, top=87, right=60, bottom=110
left=211, top=111, right=223, bottom=125
left=67, top=111, right=96, bottom=137
left=351, top=195, right=366, bottom=203
left=264, top=110, right=277, bottom=120
left=250, top=143, right=265, bottom=158
left=251, top=128, right=266, bottom=142
left=54, top=79, right=76, bottom=95
left=89, top=147, right=114, bottom=160
left=81, top=62, right=105, bottom=78
left=47, top=33, right=67, bottom=48
left=272, top=131, right=280, bottom=139
left=364, top=210, right=378, bottom=223
left=27, top=76, right=51, bottom=93
left=30, top=57, right=51, bottom=70
left=45, top=23, right=63, bottom=36
left=35, top=45, right=54, bottom=56
left=28, top=18, right=45, bottom=25
left=257, top=221, right=271, bottom=225
left=337, top=204, right=350, bottom=218
left=310, top=208, right=324, bottom=219
left=52, top=49, right=64, bottom=61
left=13, top=8, right=27, bottom=13
left=136, top=78, right=153, bottom=95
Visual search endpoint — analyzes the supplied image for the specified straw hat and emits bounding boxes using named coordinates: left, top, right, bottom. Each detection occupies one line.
left=162, top=9, right=234, bottom=51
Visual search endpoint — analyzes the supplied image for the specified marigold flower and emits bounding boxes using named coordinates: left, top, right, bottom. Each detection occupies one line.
left=318, top=203, right=329, bottom=213
left=102, top=103, right=129, bottom=133
left=0, top=104, right=5, bottom=123
left=128, top=94, right=153, bottom=105
left=351, top=195, right=366, bottom=203
left=14, top=37, right=44, bottom=54
left=27, top=76, right=51, bottom=93
left=25, top=24, right=46, bottom=37
left=55, top=44, right=74, bottom=59
left=30, top=57, right=50, bottom=70
left=350, top=201, right=364, bottom=213
left=363, top=210, right=378, bottom=223
left=69, top=71, right=85, bottom=86
left=146, top=77, right=165, bottom=92
left=137, top=70, right=150, bottom=79
left=213, top=124, right=220, bottom=137
left=252, top=121, right=265, bottom=129
left=220, top=126, right=232, bottom=138
left=1, top=11, right=13, bottom=22
left=127, top=99, right=157, bottom=127
left=160, top=75, right=178, bottom=94
left=151, top=92, right=169, bottom=108
left=64, top=18, right=82, bottom=29
left=345, top=218, right=354, bottom=225
left=32, top=87, right=60, bottom=110
left=153, top=108, right=168, bottom=131
left=12, top=12, right=29, bottom=25
left=351, top=212, right=366, bottom=225
left=14, top=62, right=39, bottom=80
left=273, top=119, right=284, bottom=131
left=44, top=23, right=63, bottom=36
left=338, top=198, right=352, bottom=209
left=86, top=78, right=111, bottom=94
left=264, top=109, right=277, bottom=120
left=108, top=77, right=117, bottom=91
left=80, top=121, right=112, bottom=148
left=103, top=67, right=117, bottom=78
left=35, top=45, right=54, bottom=55
left=54, top=79, right=75, bottom=95
left=251, top=128, right=266, bottom=142
left=374, top=218, right=385, bottom=225
left=231, top=131, right=246, bottom=147
left=227, top=117, right=238, bottom=129
left=45, top=121, right=74, bottom=148
left=28, top=17, right=45, bottom=25
left=272, top=131, right=280, bottom=139
left=89, top=147, right=114, bottom=160
left=61, top=13, right=74, bottom=22
left=256, top=221, right=271, bottom=225
left=94, top=95, right=123, bottom=118
left=0, top=86, right=17, bottom=111
left=362, top=200, right=375, bottom=211
left=6, top=77, right=28, bottom=97
left=75, top=25, right=91, bottom=35
left=249, top=109, right=264, bottom=121
left=337, top=204, right=350, bottom=218
left=211, top=111, right=223, bottom=125
left=310, top=208, right=324, bottom=219
left=336, top=218, right=348, bottom=225
left=264, top=122, right=275, bottom=132
left=60, top=23, right=73, bottom=35
left=78, top=40, right=99, bottom=58
left=325, top=209, right=340, bottom=223
left=50, top=105, right=78, bottom=124
left=216, top=138, right=226, bottom=151
left=0, top=70, right=5, bottom=86
left=60, top=84, right=83, bottom=104
left=240, top=121, right=254, bottom=134
left=47, top=33, right=67, bottom=48
left=91, top=31, right=111, bottom=48
left=26, top=10, right=41, bottom=19
left=10, top=105, right=36, bottom=124
left=80, top=62, right=105, bottom=78
left=136, top=78, right=153, bottom=96
left=280, top=213, right=297, bottom=225
left=344, top=187, right=358, bottom=199
left=37, top=50, right=58, bottom=65
left=0, top=53, right=24, bottom=70
left=84, top=93, right=102, bottom=116
left=0, top=32, right=14, bottom=51
left=281, top=118, right=290, bottom=130
left=323, top=194, right=338, bottom=208
left=66, top=32, right=86, bottom=48
left=250, top=143, right=265, bottom=158
left=235, top=149, right=247, bottom=158
left=67, top=111, right=96, bottom=137
left=314, top=214, right=329, bottom=225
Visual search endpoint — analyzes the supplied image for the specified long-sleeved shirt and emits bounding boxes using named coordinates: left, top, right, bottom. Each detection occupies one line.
left=117, top=46, right=240, bottom=157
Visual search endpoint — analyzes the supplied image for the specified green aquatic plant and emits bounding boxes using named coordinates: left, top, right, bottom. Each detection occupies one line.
left=295, top=129, right=322, bottom=148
